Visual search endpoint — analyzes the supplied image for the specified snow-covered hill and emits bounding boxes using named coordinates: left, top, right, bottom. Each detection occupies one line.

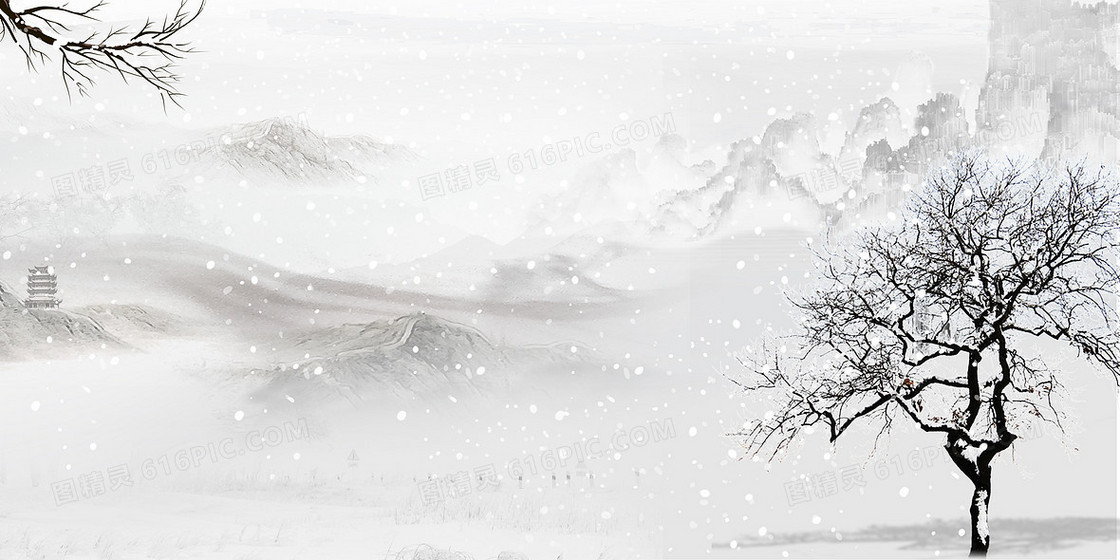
left=0, top=282, right=125, bottom=360
left=253, top=312, right=593, bottom=403
left=73, top=304, right=192, bottom=340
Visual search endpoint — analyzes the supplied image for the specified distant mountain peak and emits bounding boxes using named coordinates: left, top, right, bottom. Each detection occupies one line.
left=197, top=116, right=419, bottom=184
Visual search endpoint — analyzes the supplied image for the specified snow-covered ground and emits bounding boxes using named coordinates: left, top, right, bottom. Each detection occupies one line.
left=0, top=230, right=1112, bottom=558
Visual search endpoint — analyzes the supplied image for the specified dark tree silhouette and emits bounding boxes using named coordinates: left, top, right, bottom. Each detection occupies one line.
left=734, top=154, right=1120, bottom=557
left=0, top=0, right=204, bottom=107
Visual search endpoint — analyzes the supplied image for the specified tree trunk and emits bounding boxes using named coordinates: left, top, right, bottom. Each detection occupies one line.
left=968, top=465, right=992, bottom=557
left=946, top=437, right=1000, bottom=558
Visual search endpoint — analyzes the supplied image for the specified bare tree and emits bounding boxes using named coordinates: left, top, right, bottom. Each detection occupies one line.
left=0, top=0, right=204, bottom=107
left=0, top=193, right=36, bottom=241
left=734, top=153, right=1120, bottom=557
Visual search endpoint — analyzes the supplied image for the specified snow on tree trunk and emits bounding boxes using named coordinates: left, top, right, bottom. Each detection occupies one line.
left=969, top=474, right=992, bottom=557
left=946, top=438, right=997, bottom=557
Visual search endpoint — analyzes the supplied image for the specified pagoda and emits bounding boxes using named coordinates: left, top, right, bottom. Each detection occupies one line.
left=25, top=266, right=61, bottom=309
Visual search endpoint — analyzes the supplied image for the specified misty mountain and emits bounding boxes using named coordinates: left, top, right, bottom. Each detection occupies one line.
left=194, top=117, right=419, bottom=184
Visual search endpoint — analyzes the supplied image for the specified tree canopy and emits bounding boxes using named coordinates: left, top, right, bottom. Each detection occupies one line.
left=734, top=154, right=1120, bottom=556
